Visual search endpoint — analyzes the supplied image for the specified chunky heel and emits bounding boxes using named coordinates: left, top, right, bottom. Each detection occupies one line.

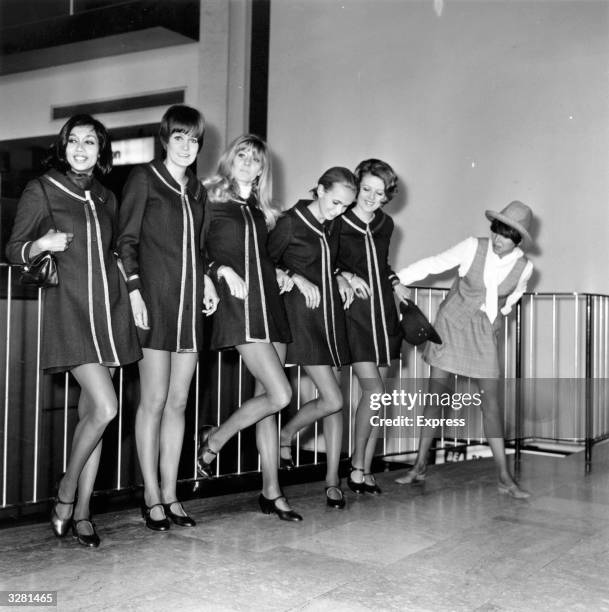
left=258, top=493, right=302, bottom=522
left=141, top=503, right=170, bottom=531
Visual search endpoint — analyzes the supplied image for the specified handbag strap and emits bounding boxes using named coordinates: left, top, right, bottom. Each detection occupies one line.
left=38, top=178, right=58, bottom=231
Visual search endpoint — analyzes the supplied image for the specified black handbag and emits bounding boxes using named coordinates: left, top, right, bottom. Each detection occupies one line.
left=19, top=179, right=59, bottom=288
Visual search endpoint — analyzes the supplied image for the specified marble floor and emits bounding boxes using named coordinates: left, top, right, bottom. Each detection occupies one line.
left=2, top=444, right=609, bottom=612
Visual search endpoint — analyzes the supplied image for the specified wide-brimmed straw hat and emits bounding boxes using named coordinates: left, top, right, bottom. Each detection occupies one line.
left=485, top=201, right=533, bottom=243
left=399, top=300, right=442, bottom=346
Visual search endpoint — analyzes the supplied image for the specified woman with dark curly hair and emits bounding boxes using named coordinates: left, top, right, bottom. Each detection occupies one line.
left=6, top=114, right=141, bottom=547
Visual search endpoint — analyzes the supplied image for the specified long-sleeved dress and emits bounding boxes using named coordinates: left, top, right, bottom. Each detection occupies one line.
left=267, top=200, right=351, bottom=368
left=6, top=169, right=142, bottom=373
left=117, top=160, right=206, bottom=352
left=203, top=193, right=291, bottom=350
left=397, top=236, right=533, bottom=378
left=335, top=209, right=402, bottom=366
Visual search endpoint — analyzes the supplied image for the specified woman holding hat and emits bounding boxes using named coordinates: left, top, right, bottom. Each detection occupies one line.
left=394, top=201, right=534, bottom=498
left=333, top=159, right=409, bottom=495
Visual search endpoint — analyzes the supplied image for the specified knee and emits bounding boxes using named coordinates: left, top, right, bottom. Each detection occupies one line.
left=92, top=400, right=118, bottom=426
left=139, top=389, right=169, bottom=415
left=165, top=391, right=190, bottom=415
left=269, top=382, right=292, bottom=412
left=321, top=390, right=343, bottom=415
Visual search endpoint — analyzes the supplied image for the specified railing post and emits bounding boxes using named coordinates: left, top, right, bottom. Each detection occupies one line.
left=585, top=294, right=593, bottom=472
left=514, top=299, right=522, bottom=469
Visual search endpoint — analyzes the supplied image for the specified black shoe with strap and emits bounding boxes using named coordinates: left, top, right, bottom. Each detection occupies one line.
left=197, top=425, right=218, bottom=479
left=141, top=503, right=170, bottom=531
left=325, top=485, right=346, bottom=509
left=50, top=497, right=74, bottom=538
left=363, top=472, right=382, bottom=495
left=347, top=465, right=367, bottom=494
left=72, top=518, right=100, bottom=548
left=258, top=493, right=303, bottom=522
left=279, top=445, right=295, bottom=470
left=163, top=501, right=196, bottom=527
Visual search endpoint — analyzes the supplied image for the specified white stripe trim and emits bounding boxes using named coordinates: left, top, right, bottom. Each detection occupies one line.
left=367, top=229, right=391, bottom=365
left=83, top=203, right=102, bottom=363
left=149, top=164, right=182, bottom=196
left=46, top=176, right=88, bottom=201
left=364, top=233, right=380, bottom=365
left=295, top=209, right=323, bottom=236
left=184, top=193, right=198, bottom=351
left=342, top=215, right=367, bottom=234
left=86, top=191, right=120, bottom=365
left=176, top=188, right=188, bottom=351
left=21, top=241, right=31, bottom=263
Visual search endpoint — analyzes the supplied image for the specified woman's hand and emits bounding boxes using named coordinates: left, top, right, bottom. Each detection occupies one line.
left=203, top=274, right=220, bottom=315
left=276, top=268, right=294, bottom=294
left=336, top=275, right=354, bottom=309
left=348, top=274, right=371, bottom=300
left=129, top=289, right=150, bottom=330
left=33, top=228, right=74, bottom=254
left=218, top=266, right=248, bottom=300
left=292, top=274, right=320, bottom=309
left=393, top=283, right=411, bottom=303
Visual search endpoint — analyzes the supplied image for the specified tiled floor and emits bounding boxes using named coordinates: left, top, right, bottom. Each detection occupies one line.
left=2, top=443, right=609, bottom=611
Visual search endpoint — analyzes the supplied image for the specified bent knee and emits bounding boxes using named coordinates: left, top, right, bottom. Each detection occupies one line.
left=321, top=392, right=343, bottom=415
left=270, top=383, right=292, bottom=411
left=93, top=401, right=118, bottom=425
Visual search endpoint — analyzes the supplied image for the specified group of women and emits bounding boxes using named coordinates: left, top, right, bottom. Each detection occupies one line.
left=6, top=104, right=534, bottom=548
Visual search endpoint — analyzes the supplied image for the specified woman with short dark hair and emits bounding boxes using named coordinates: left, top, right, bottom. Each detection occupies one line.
left=6, top=114, right=142, bottom=546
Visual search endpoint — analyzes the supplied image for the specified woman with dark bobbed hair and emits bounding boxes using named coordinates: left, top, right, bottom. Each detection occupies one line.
left=334, top=159, right=410, bottom=495
left=268, top=166, right=357, bottom=509
left=117, top=105, right=218, bottom=531
left=394, top=201, right=534, bottom=499
left=6, top=114, right=142, bottom=547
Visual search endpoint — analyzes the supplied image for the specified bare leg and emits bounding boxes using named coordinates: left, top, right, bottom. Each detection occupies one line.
left=201, top=342, right=291, bottom=460
left=136, top=348, right=171, bottom=520
left=159, top=352, right=199, bottom=513
left=280, top=365, right=343, bottom=493
left=351, top=362, right=385, bottom=485
left=395, top=366, right=453, bottom=484
left=56, top=364, right=118, bottom=520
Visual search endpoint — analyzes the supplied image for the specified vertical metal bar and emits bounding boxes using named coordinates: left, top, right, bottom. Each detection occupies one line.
left=552, top=295, right=557, bottom=441
left=2, top=266, right=12, bottom=507
left=295, top=366, right=301, bottom=467
left=116, top=367, right=123, bottom=489
left=313, top=387, right=319, bottom=464
left=215, top=352, right=222, bottom=476
left=348, top=365, right=353, bottom=457
left=63, top=372, right=69, bottom=471
left=585, top=295, right=593, bottom=471
left=33, top=288, right=43, bottom=502
left=237, top=355, right=242, bottom=475
left=514, top=299, right=522, bottom=467
left=193, top=361, right=200, bottom=478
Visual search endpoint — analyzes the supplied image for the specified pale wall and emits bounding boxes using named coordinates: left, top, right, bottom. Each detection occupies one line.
left=268, top=0, right=609, bottom=293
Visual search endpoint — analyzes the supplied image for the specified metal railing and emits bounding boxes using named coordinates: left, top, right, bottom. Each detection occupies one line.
left=2, top=261, right=608, bottom=511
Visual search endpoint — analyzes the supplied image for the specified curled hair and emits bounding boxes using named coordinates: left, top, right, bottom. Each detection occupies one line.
left=310, top=166, right=358, bottom=199
left=203, top=134, right=280, bottom=229
left=354, top=158, right=398, bottom=203
left=45, top=114, right=113, bottom=175
left=159, top=104, right=205, bottom=151
left=490, top=219, right=522, bottom=245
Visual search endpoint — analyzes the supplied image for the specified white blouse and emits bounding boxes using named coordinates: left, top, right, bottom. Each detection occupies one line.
left=397, top=237, right=533, bottom=323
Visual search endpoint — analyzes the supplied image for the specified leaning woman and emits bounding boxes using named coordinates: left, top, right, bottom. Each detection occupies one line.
left=6, top=114, right=142, bottom=546
left=395, top=201, right=534, bottom=498
left=117, top=105, right=218, bottom=531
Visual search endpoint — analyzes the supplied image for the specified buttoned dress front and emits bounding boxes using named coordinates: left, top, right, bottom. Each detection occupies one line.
left=267, top=200, right=351, bottom=368
left=117, top=160, right=206, bottom=352
left=204, top=194, right=291, bottom=350
left=335, top=209, right=402, bottom=366
left=6, top=169, right=142, bottom=373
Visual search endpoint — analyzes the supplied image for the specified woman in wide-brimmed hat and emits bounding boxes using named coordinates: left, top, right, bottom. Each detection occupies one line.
left=394, top=201, right=534, bottom=498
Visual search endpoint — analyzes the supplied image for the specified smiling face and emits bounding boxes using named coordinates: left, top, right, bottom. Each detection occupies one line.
left=354, top=173, right=386, bottom=216
left=491, top=231, right=517, bottom=257
left=164, top=130, right=199, bottom=172
left=65, top=125, right=99, bottom=175
left=230, top=145, right=263, bottom=189
left=316, top=183, right=356, bottom=221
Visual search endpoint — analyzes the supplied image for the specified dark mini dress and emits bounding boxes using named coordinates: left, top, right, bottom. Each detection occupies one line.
left=117, top=160, right=206, bottom=352
left=204, top=193, right=291, bottom=350
left=6, top=169, right=142, bottom=373
left=267, top=200, right=351, bottom=368
left=335, top=209, right=402, bottom=366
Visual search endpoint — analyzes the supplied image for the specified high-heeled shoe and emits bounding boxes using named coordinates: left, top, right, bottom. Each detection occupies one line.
left=395, top=465, right=427, bottom=485
left=325, top=485, right=346, bottom=509
left=163, top=501, right=196, bottom=527
left=279, top=445, right=295, bottom=470
left=197, top=425, right=218, bottom=479
left=258, top=494, right=303, bottom=522
left=72, top=518, right=100, bottom=548
left=141, top=503, right=170, bottom=531
left=50, top=496, right=74, bottom=538
left=363, top=473, right=382, bottom=495
left=497, top=481, right=530, bottom=499
left=347, top=465, right=367, bottom=494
